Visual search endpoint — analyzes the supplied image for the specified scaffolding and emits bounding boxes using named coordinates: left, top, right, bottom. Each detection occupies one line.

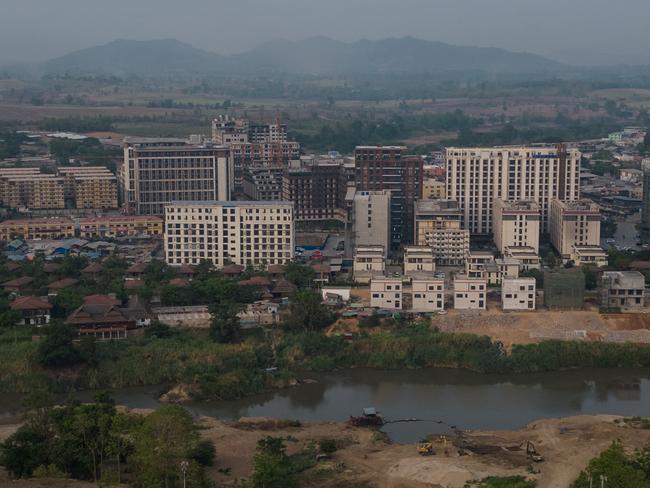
left=543, top=268, right=585, bottom=310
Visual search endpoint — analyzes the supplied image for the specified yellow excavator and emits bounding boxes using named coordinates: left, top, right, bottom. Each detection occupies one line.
left=417, top=442, right=434, bottom=456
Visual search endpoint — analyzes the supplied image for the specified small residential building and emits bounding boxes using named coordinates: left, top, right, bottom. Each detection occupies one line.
left=504, top=246, right=541, bottom=271
left=411, top=277, right=445, bottom=312
left=465, top=250, right=495, bottom=278
left=370, top=276, right=403, bottom=310
left=403, top=246, right=435, bottom=277
left=501, top=277, right=536, bottom=311
left=152, top=305, right=211, bottom=328
left=414, top=199, right=469, bottom=265
left=569, top=245, right=608, bottom=268
left=550, top=199, right=604, bottom=264
left=600, top=271, right=646, bottom=310
left=353, top=245, right=385, bottom=284
left=453, top=276, right=487, bottom=310
left=2, top=276, right=33, bottom=292
left=10, top=296, right=52, bottom=326
left=47, top=278, right=79, bottom=296
left=493, top=199, right=540, bottom=254
left=66, top=303, right=137, bottom=340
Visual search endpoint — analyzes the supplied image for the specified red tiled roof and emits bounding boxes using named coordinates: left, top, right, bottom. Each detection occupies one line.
left=48, top=278, right=79, bottom=290
left=42, top=263, right=62, bottom=273
left=124, top=279, right=145, bottom=290
left=83, top=294, right=121, bottom=306
left=82, top=262, right=104, bottom=274
left=169, top=278, right=190, bottom=287
left=2, top=276, right=33, bottom=288
left=222, top=264, right=244, bottom=275
left=267, top=264, right=285, bottom=274
left=239, top=276, right=271, bottom=287
left=127, top=262, right=147, bottom=274
left=10, top=296, right=52, bottom=311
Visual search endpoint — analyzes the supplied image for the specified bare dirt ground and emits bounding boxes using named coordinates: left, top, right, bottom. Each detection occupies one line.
left=2, top=414, right=645, bottom=487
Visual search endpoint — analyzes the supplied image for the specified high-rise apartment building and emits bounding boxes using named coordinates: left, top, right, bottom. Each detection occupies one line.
left=282, top=163, right=346, bottom=222
left=549, top=199, right=606, bottom=266
left=121, top=138, right=232, bottom=215
left=164, top=201, right=294, bottom=268
left=354, top=146, right=423, bottom=247
left=445, top=145, right=580, bottom=234
left=347, top=190, right=391, bottom=254
left=493, top=199, right=541, bottom=254
left=242, top=167, right=284, bottom=201
left=414, top=199, right=469, bottom=265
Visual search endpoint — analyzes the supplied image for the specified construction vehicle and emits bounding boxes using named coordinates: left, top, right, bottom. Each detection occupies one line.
left=417, top=442, right=435, bottom=456
left=348, top=407, right=384, bottom=427
left=524, top=440, right=544, bottom=462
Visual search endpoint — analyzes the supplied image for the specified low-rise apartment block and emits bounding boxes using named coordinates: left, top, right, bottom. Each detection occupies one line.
left=78, top=215, right=163, bottom=239
left=353, top=245, right=385, bottom=284
left=164, top=201, right=294, bottom=268
left=414, top=199, right=469, bottom=265
left=242, top=167, right=284, bottom=201
left=453, top=276, right=487, bottom=310
left=493, top=199, right=540, bottom=254
left=0, top=218, right=75, bottom=241
left=600, top=271, right=645, bottom=310
left=411, top=277, right=445, bottom=312
left=58, top=166, right=118, bottom=209
left=550, top=199, right=606, bottom=266
left=403, top=246, right=435, bottom=277
left=501, top=277, right=536, bottom=311
left=370, top=276, right=403, bottom=310
left=0, top=168, right=65, bottom=210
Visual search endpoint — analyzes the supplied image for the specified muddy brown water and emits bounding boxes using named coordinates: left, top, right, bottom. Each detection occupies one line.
left=2, top=368, right=650, bottom=443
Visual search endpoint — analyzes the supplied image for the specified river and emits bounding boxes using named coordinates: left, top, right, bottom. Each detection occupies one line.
left=2, top=368, right=650, bottom=443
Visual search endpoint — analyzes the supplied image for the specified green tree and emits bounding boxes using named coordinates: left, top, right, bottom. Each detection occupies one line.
left=285, top=290, right=334, bottom=331
left=132, top=405, right=202, bottom=488
left=573, top=441, right=648, bottom=488
left=252, top=436, right=297, bottom=488
left=210, top=300, right=242, bottom=343
left=37, top=322, right=81, bottom=367
left=284, top=262, right=316, bottom=289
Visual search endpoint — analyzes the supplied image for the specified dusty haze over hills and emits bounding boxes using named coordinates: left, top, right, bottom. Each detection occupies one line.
left=2, top=0, right=650, bottom=66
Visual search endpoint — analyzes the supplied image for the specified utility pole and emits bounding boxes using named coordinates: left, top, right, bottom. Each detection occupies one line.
left=180, top=460, right=189, bottom=488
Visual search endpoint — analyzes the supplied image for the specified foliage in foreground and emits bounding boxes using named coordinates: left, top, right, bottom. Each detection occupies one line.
left=468, top=476, right=536, bottom=488
left=0, top=394, right=214, bottom=486
left=573, top=441, right=650, bottom=488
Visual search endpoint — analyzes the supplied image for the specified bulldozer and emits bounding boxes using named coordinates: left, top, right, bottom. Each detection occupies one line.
left=417, top=442, right=435, bottom=456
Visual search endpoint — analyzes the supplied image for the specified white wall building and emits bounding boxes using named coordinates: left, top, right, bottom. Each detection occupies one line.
left=348, top=190, right=391, bottom=253
left=501, top=277, right=536, bottom=311
left=493, top=199, right=541, bottom=254
left=353, top=245, right=386, bottom=284
left=164, top=201, right=294, bottom=268
left=453, top=276, right=487, bottom=310
left=446, top=146, right=580, bottom=234
left=411, top=278, right=445, bottom=312
left=549, top=199, right=606, bottom=266
left=370, top=277, right=403, bottom=310
left=404, top=246, right=436, bottom=277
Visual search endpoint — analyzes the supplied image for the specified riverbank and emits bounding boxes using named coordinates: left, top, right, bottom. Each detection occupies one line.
left=3, top=325, right=650, bottom=403
left=2, top=412, right=649, bottom=487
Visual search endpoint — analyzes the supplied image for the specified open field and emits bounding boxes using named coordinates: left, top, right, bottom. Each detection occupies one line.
left=1, top=413, right=647, bottom=487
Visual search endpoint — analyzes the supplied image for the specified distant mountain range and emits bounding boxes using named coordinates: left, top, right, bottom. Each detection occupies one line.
left=40, top=37, right=567, bottom=78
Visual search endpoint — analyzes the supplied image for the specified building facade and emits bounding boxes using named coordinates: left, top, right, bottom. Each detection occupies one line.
left=641, top=160, right=650, bottom=245
left=549, top=199, right=603, bottom=264
left=164, top=201, right=294, bottom=268
left=282, top=164, right=346, bottom=222
left=403, top=246, right=436, bottom=276
left=493, top=199, right=541, bottom=254
left=370, top=277, right=403, bottom=310
left=78, top=216, right=163, bottom=239
left=242, top=167, right=284, bottom=201
left=600, top=271, right=645, bottom=310
left=445, top=145, right=580, bottom=234
left=411, top=278, right=445, bottom=312
left=122, top=138, right=232, bottom=215
left=58, top=166, right=118, bottom=209
left=501, top=277, right=536, bottom=311
left=422, top=178, right=446, bottom=199
left=0, top=168, right=65, bottom=210
left=347, top=190, right=391, bottom=254
left=354, top=146, right=423, bottom=247
left=414, top=199, right=469, bottom=265
left=352, top=245, right=385, bottom=284
left=0, top=218, right=75, bottom=241
left=453, top=276, right=487, bottom=310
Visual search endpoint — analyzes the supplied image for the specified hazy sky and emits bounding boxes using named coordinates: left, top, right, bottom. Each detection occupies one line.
left=1, top=0, right=648, bottom=66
